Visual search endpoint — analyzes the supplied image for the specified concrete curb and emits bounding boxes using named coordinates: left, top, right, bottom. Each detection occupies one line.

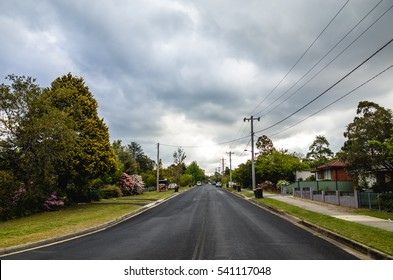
left=226, top=189, right=393, bottom=260
left=0, top=190, right=186, bottom=257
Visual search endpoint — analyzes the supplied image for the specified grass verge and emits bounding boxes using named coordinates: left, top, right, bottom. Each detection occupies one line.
left=0, top=188, right=181, bottom=249
left=227, top=188, right=393, bottom=256
left=254, top=195, right=393, bottom=257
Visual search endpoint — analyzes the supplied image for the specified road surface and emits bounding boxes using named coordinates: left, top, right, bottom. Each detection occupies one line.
left=2, top=184, right=358, bottom=259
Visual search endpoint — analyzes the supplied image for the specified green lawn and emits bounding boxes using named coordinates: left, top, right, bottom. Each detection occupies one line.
left=259, top=198, right=393, bottom=255
left=0, top=188, right=180, bottom=249
left=229, top=188, right=393, bottom=257
left=2, top=186, right=392, bottom=258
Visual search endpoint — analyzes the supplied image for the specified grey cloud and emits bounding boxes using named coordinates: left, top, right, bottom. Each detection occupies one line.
left=1, top=0, right=392, bottom=173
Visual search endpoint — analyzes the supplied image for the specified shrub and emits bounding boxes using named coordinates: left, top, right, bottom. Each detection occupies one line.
left=43, top=192, right=65, bottom=211
left=119, top=173, right=135, bottom=195
left=100, top=185, right=122, bottom=199
left=0, top=170, right=27, bottom=220
left=89, top=188, right=102, bottom=201
left=380, top=192, right=393, bottom=212
left=131, top=175, right=145, bottom=195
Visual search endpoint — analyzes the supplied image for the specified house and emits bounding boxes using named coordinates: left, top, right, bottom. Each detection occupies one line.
left=312, top=159, right=352, bottom=181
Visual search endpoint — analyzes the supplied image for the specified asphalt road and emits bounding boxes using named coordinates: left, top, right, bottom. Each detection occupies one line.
left=2, top=184, right=358, bottom=260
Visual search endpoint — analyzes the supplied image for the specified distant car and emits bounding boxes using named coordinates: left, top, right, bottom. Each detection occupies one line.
left=196, top=181, right=202, bottom=186
left=216, top=182, right=222, bottom=188
left=168, top=183, right=177, bottom=189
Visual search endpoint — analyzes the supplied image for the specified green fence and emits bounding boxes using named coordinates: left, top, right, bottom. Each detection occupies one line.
left=358, top=191, right=380, bottom=210
left=285, top=180, right=353, bottom=194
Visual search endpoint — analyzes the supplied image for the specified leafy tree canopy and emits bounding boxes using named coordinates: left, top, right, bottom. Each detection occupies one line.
left=306, top=135, right=334, bottom=168
left=185, top=161, right=205, bottom=183
left=255, top=150, right=309, bottom=186
left=256, top=135, right=275, bottom=155
left=339, top=101, right=393, bottom=179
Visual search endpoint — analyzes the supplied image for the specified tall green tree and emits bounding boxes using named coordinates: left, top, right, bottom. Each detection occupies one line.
left=0, top=75, right=41, bottom=142
left=339, top=101, right=393, bottom=186
left=16, top=97, right=77, bottom=199
left=185, top=161, right=205, bottom=183
left=232, top=161, right=252, bottom=188
left=256, top=135, right=275, bottom=155
left=47, top=73, right=117, bottom=198
left=173, top=147, right=187, bottom=184
left=112, top=140, right=138, bottom=175
left=127, top=142, right=155, bottom=173
left=112, top=140, right=155, bottom=177
left=1, top=75, right=41, bottom=171
left=306, top=135, right=334, bottom=168
left=255, top=150, right=309, bottom=186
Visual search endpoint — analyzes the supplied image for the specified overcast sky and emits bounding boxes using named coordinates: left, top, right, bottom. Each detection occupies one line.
left=1, top=0, right=393, bottom=174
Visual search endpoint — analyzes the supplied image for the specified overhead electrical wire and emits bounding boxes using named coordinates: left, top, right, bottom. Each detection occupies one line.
left=228, top=0, right=350, bottom=153
left=256, top=0, right=386, bottom=117
left=256, top=1, right=393, bottom=118
left=247, top=0, right=350, bottom=117
left=268, top=63, right=393, bottom=138
left=145, top=2, right=392, bottom=152
left=157, top=35, right=392, bottom=150
left=254, top=37, right=393, bottom=135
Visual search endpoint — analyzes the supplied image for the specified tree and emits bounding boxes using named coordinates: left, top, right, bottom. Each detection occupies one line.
left=0, top=73, right=118, bottom=216
left=255, top=150, right=309, bottom=186
left=113, top=140, right=138, bottom=175
left=0, top=75, right=41, bottom=143
left=46, top=73, right=117, bottom=199
left=256, top=135, right=275, bottom=155
left=1, top=75, right=41, bottom=171
left=180, top=174, right=193, bottom=186
left=306, top=135, right=334, bottom=168
left=127, top=142, right=155, bottom=172
left=185, top=161, right=205, bottom=183
left=15, top=97, right=78, bottom=200
left=173, top=147, right=187, bottom=184
left=232, top=161, right=252, bottom=188
left=0, top=170, right=25, bottom=220
left=339, top=101, right=393, bottom=187
left=1, top=75, right=76, bottom=213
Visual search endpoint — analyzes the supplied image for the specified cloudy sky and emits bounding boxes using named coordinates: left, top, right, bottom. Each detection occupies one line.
left=1, top=0, right=393, bottom=174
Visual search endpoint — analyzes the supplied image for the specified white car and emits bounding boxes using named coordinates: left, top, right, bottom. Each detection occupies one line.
left=196, top=181, right=202, bottom=186
left=168, top=183, right=177, bottom=189
left=216, top=182, right=222, bottom=188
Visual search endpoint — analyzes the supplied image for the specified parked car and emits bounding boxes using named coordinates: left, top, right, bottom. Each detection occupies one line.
left=168, top=183, right=177, bottom=189
left=216, top=182, right=222, bottom=188
left=196, top=181, right=202, bottom=186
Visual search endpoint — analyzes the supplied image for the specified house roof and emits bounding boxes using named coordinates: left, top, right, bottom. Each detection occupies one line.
left=316, top=159, right=346, bottom=171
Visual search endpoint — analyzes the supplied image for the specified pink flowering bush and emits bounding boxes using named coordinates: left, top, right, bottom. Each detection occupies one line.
left=43, top=192, right=64, bottom=211
left=131, top=175, right=145, bottom=195
left=259, top=181, right=273, bottom=189
left=119, top=173, right=135, bottom=196
left=12, top=187, right=26, bottom=205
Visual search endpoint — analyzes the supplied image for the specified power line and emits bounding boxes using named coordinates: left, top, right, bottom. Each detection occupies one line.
left=255, top=0, right=387, bottom=117
left=268, top=63, right=393, bottom=138
left=139, top=2, right=392, bottom=152
left=248, top=0, right=350, bottom=117
left=158, top=134, right=250, bottom=149
left=254, top=37, right=393, bottom=135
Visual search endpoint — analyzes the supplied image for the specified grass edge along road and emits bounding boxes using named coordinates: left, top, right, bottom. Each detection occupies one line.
left=1, top=186, right=393, bottom=258
left=229, top=188, right=393, bottom=257
left=0, top=188, right=182, bottom=249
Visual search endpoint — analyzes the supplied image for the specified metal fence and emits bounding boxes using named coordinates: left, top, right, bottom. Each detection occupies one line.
left=358, top=191, right=380, bottom=210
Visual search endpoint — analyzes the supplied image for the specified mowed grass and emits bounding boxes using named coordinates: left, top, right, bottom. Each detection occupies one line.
left=0, top=189, right=179, bottom=249
left=255, top=196, right=393, bottom=257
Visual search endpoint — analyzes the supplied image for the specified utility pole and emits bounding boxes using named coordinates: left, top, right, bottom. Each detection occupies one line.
left=221, top=158, right=225, bottom=175
left=156, top=143, right=159, bottom=192
left=226, top=151, right=234, bottom=187
left=244, top=116, right=260, bottom=190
